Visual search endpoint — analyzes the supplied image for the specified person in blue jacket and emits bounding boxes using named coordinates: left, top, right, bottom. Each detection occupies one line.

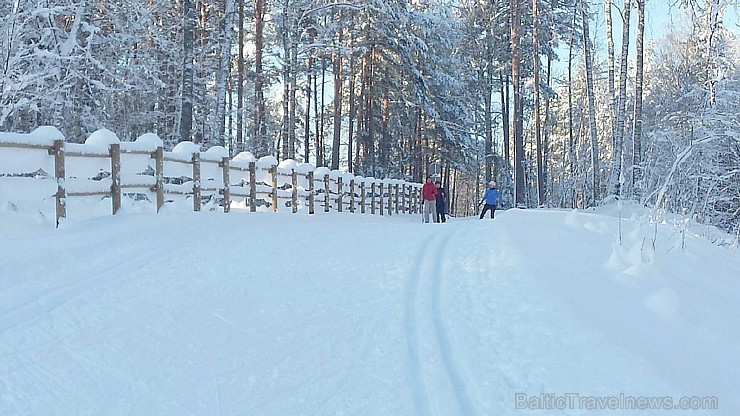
left=479, top=181, right=502, bottom=219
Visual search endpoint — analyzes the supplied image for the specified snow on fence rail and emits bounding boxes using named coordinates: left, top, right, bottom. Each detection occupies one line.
left=0, top=127, right=422, bottom=227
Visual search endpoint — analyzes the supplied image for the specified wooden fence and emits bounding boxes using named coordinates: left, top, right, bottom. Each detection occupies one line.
left=0, top=128, right=423, bottom=227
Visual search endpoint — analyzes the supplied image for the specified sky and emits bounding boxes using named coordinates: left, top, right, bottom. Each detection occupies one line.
left=548, top=1, right=740, bottom=80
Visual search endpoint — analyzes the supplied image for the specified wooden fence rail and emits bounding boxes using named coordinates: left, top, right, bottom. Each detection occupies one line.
left=0, top=128, right=423, bottom=227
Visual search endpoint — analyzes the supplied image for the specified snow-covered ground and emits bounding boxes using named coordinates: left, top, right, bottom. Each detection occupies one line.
left=0, top=202, right=738, bottom=415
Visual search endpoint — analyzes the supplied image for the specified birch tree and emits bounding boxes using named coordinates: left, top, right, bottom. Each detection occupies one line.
left=582, top=0, right=600, bottom=205
left=631, top=0, right=645, bottom=191
left=608, top=0, right=631, bottom=197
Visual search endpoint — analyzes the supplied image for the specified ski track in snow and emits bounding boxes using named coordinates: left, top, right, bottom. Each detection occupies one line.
left=0, top=237, right=180, bottom=337
left=1, top=210, right=739, bottom=415
left=404, top=232, right=435, bottom=416
left=405, top=226, right=478, bottom=416
left=430, top=229, right=478, bottom=416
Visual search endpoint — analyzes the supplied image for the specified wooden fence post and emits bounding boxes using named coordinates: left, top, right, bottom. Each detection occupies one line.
left=389, top=183, right=393, bottom=215
left=153, top=147, right=164, bottom=212
left=360, top=182, right=366, bottom=214
left=388, top=184, right=398, bottom=215
left=110, top=143, right=122, bottom=215
left=410, top=184, right=416, bottom=213
left=370, top=182, right=376, bottom=214
left=308, top=171, right=315, bottom=214
left=50, top=140, right=66, bottom=227
left=349, top=179, right=355, bottom=213
left=291, top=170, right=298, bottom=213
left=337, top=176, right=343, bottom=212
left=411, top=185, right=417, bottom=214
left=379, top=182, right=384, bottom=216
left=270, top=166, right=278, bottom=212
left=192, top=152, right=201, bottom=212
left=401, top=184, right=406, bottom=214
left=416, top=185, right=421, bottom=214
left=324, top=174, right=330, bottom=212
left=221, top=157, right=231, bottom=213
left=249, top=161, right=257, bottom=212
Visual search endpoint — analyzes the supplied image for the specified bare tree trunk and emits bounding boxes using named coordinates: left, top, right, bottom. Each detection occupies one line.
left=484, top=27, right=494, bottom=183
left=609, top=0, right=631, bottom=197
left=380, top=80, right=390, bottom=170
left=314, top=59, right=322, bottom=166
left=511, top=0, right=525, bottom=206
left=568, top=0, right=576, bottom=199
left=706, top=0, right=721, bottom=107
left=356, top=70, right=364, bottom=171
left=213, top=0, right=234, bottom=147
left=604, top=0, right=617, bottom=143
left=582, top=0, right=600, bottom=205
left=304, top=57, right=312, bottom=163
left=289, top=25, right=297, bottom=159
left=500, top=73, right=510, bottom=166
left=347, top=42, right=356, bottom=172
left=532, top=0, right=544, bottom=206
left=331, top=26, right=343, bottom=170
left=180, top=0, right=195, bottom=143
left=366, top=46, right=376, bottom=176
left=484, top=70, right=493, bottom=183
left=320, top=55, right=327, bottom=165
left=254, top=0, right=268, bottom=156
left=632, top=0, right=645, bottom=192
left=543, top=50, right=552, bottom=203
left=236, top=0, right=244, bottom=151
left=280, top=0, right=290, bottom=160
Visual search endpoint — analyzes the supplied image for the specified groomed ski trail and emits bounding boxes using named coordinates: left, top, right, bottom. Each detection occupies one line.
left=405, top=226, right=478, bottom=416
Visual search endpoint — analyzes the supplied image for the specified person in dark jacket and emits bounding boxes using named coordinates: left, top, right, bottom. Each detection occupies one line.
left=479, top=181, right=502, bottom=219
left=435, top=180, right=447, bottom=223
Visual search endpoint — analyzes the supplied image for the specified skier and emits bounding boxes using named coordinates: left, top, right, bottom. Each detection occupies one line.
left=435, top=180, right=447, bottom=223
left=421, top=176, right=438, bottom=223
left=479, top=181, right=502, bottom=219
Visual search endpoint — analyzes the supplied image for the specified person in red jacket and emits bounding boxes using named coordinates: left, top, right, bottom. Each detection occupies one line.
left=421, top=176, right=439, bottom=223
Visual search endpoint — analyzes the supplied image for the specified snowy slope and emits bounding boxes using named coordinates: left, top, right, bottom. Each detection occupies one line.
left=0, top=207, right=738, bottom=415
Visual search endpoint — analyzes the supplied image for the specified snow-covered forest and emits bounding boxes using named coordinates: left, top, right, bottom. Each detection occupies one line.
left=1, top=0, right=738, bottom=234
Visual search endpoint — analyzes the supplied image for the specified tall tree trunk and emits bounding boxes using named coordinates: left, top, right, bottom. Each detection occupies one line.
left=500, top=73, right=510, bottom=166
left=380, top=81, right=389, bottom=170
left=288, top=19, right=298, bottom=159
left=543, top=50, right=552, bottom=203
left=180, top=0, right=195, bottom=143
left=582, top=0, right=600, bottom=205
left=331, top=28, right=343, bottom=170
left=484, top=69, right=493, bottom=183
left=706, top=0, right=721, bottom=107
left=320, top=55, right=327, bottom=165
left=510, top=0, right=525, bottom=206
left=567, top=0, right=577, bottom=205
left=236, top=0, right=244, bottom=151
left=632, top=0, right=645, bottom=192
left=313, top=59, right=322, bottom=166
left=532, top=0, right=545, bottom=206
left=280, top=0, right=290, bottom=160
left=304, top=57, right=312, bottom=163
left=347, top=44, right=356, bottom=172
left=609, top=0, right=631, bottom=197
left=484, top=27, right=494, bottom=183
left=213, top=0, right=234, bottom=147
left=604, top=0, right=617, bottom=144
left=254, top=0, right=268, bottom=156
left=366, top=46, right=376, bottom=176
left=356, top=50, right=365, bottom=171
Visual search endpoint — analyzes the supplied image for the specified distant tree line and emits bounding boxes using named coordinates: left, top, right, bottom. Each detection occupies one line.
left=1, top=0, right=737, bottom=234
